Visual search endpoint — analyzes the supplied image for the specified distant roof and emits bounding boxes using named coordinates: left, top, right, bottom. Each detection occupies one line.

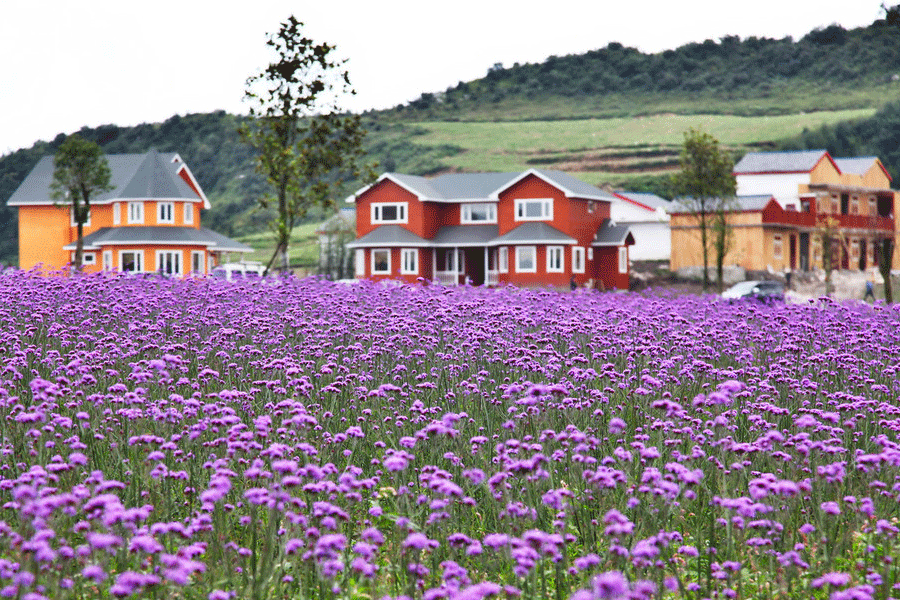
left=613, top=191, right=670, bottom=211
left=490, top=222, right=576, bottom=246
left=356, top=169, right=618, bottom=203
left=345, top=225, right=431, bottom=248
left=833, top=156, right=892, bottom=181
left=592, top=219, right=634, bottom=247
left=7, top=149, right=210, bottom=208
left=668, top=195, right=774, bottom=213
left=62, top=226, right=252, bottom=253
left=733, top=150, right=829, bottom=174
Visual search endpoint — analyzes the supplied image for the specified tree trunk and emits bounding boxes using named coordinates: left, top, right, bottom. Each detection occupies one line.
left=878, top=238, right=894, bottom=304
left=699, top=210, right=710, bottom=292
left=75, top=220, right=84, bottom=272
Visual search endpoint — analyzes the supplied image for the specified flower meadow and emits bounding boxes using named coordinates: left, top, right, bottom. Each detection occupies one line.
left=2, top=271, right=900, bottom=600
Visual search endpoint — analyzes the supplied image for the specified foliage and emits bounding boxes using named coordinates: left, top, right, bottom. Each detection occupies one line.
left=240, top=15, right=374, bottom=275
left=2, top=274, right=900, bottom=600
left=49, top=134, right=113, bottom=270
left=670, top=128, right=736, bottom=292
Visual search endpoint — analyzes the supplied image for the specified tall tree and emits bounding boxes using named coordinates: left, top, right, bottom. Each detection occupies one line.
left=50, top=134, right=113, bottom=271
left=670, top=127, right=736, bottom=292
left=875, top=237, right=895, bottom=303
left=241, top=16, right=374, bottom=275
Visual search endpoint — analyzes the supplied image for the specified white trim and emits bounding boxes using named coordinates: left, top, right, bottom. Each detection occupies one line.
left=155, top=249, right=183, bottom=276
left=190, top=250, right=205, bottom=274
left=71, top=251, right=97, bottom=265
left=174, top=161, right=212, bottom=209
left=461, top=203, right=497, bottom=224
left=587, top=247, right=594, bottom=261
left=127, top=201, right=144, bottom=224
left=113, top=202, right=121, bottom=225
left=498, top=247, right=508, bottom=274
left=488, top=237, right=576, bottom=247
left=184, top=202, right=194, bottom=225
left=9, top=196, right=203, bottom=207
left=572, top=246, right=585, bottom=274
left=546, top=245, right=564, bottom=273
left=515, top=246, right=537, bottom=273
left=371, top=202, right=409, bottom=224
left=371, top=248, right=391, bottom=275
left=157, top=201, right=175, bottom=224
left=119, top=250, right=144, bottom=273
left=400, top=248, right=418, bottom=275
left=514, top=198, right=553, bottom=222
left=103, top=250, right=113, bottom=270
left=618, top=247, right=628, bottom=274
left=355, top=249, right=365, bottom=277
left=488, top=168, right=612, bottom=201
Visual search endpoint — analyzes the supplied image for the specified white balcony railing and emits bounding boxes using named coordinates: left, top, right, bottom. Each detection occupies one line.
left=485, top=270, right=499, bottom=286
left=434, top=271, right=459, bottom=286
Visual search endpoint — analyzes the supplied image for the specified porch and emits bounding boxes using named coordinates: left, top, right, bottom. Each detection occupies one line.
left=432, top=247, right=499, bottom=286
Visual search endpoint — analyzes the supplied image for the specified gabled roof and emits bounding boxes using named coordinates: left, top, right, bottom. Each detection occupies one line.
left=612, top=191, right=670, bottom=211
left=489, top=222, right=576, bottom=246
left=352, top=169, right=617, bottom=203
left=345, top=225, right=432, bottom=248
left=834, top=156, right=892, bottom=182
left=733, top=150, right=832, bottom=175
left=592, top=219, right=634, bottom=247
left=7, top=149, right=210, bottom=208
left=61, top=226, right=252, bottom=253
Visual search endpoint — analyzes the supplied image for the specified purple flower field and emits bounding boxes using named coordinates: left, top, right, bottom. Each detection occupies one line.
left=1, top=271, right=900, bottom=600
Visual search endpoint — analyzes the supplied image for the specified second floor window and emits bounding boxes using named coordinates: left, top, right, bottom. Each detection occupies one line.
left=113, top=202, right=121, bottom=225
left=158, top=202, right=174, bottom=224
left=515, top=198, right=553, bottom=221
left=128, top=202, right=144, bottom=224
left=372, top=202, right=407, bottom=224
left=461, top=203, right=497, bottom=223
left=184, top=202, right=194, bottom=224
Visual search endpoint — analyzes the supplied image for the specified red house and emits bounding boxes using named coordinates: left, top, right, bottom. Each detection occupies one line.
left=346, top=169, right=634, bottom=289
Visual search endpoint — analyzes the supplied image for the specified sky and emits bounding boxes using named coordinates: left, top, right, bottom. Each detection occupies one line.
left=0, top=0, right=888, bottom=155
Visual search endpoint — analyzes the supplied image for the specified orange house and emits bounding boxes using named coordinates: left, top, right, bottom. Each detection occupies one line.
left=346, top=169, right=635, bottom=290
left=7, top=149, right=251, bottom=274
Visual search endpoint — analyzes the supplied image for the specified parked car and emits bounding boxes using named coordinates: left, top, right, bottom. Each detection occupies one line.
left=211, top=262, right=265, bottom=281
left=721, top=280, right=784, bottom=302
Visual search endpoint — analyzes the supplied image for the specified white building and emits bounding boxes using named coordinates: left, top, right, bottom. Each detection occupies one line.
left=610, top=191, right=671, bottom=261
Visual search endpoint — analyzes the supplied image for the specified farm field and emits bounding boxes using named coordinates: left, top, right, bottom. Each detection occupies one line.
left=2, top=272, right=900, bottom=600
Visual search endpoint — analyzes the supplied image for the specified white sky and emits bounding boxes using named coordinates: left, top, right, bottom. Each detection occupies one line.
left=0, top=0, right=887, bottom=154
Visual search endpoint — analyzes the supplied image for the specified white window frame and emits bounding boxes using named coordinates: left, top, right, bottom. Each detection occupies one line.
left=400, top=249, right=418, bottom=275
left=546, top=246, right=564, bottom=273
left=773, top=234, right=783, bottom=260
left=119, top=250, right=144, bottom=273
left=113, top=202, right=121, bottom=225
left=515, top=246, right=537, bottom=273
left=70, top=206, right=91, bottom=227
left=461, top=203, right=497, bottom=224
left=184, top=202, right=194, bottom=225
left=71, top=251, right=97, bottom=265
left=371, top=249, right=391, bottom=275
left=156, top=250, right=182, bottom=276
left=618, top=247, right=628, bottom=274
left=355, top=249, right=365, bottom=277
left=191, top=250, right=205, bottom=274
left=157, top=202, right=174, bottom=224
left=103, top=250, right=113, bottom=270
left=498, top=247, right=509, bottom=274
left=572, top=247, right=585, bottom=274
left=371, top=202, right=408, bottom=224
left=587, top=247, right=594, bottom=261
left=514, top=198, right=553, bottom=222
left=127, top=202, right=144, bottom=224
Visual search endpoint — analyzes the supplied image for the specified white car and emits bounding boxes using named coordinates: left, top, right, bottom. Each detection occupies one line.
left=211, top=262, right=266, bottom=281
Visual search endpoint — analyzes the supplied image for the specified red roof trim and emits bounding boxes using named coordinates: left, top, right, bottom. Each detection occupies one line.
left=612, top=191, right=652, bottom=211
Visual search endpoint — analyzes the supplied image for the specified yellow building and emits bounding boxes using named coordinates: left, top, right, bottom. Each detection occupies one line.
left=8, top=150, right=251, bottom=274
left=670, top=150, right=899, bottom=273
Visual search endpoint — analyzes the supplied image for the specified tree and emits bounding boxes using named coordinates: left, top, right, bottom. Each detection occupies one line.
left=875, top=236, right=895, bottom=303
left=241, top=16, right=374, bottom=275
left=670, top=128, right=736, bottom=292
left=50, top=134, right=113, bottom=271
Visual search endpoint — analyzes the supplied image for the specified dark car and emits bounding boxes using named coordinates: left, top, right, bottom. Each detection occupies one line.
left=721, top=280, right=785, bottom=302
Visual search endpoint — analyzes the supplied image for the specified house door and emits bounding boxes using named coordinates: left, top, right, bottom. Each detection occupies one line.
left=463, top=247, right=485, bottom=285
left=789, top=235, right=797, bottom=270
left=799, top=233, right=809, bottom=271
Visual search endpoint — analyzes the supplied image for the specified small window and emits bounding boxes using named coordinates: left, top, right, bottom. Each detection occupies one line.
left=120, top=250, right=144, bottom=273
left=128, top=202, right=144, bottom=224
left=618, top=247, right=628, bottom=274
left=868, top=196, right=877, bottom=216
left=113, top=202, right=121, bottom=225
left=82, top=252, right=96, bottom=265
left=191, top=250, right=205, bottom=274
left=371, top=249, right=390, bottom=274
left=546, top=246, right=564, bottom=273
left=515, top=246, right=537, bottom=273
left=498, top=247, right=508, bottom=274
left=461, top=203, right=497, bottom=224
left=372, top=203, right=408, bottom=224
left=158, top=202, right=174, bottom=224
left=572, top=247, right=585, bottom=274
left=400, top=249, right=418, bottom=275
left=773, top=235, right=783, bottom=260
left=184, top=202, right=194, bottom=225
left=850, top=196, right=859, bottom=215
left=514, top=199, right=553, bottom=222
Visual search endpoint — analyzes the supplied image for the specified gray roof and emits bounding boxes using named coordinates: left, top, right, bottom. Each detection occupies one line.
left=490, top=222, right=576, bottom=246
left=733, top=150, right=828, bottom=174
left=834, top=157, right=880, bottom=175
left=431, top=225, right=499, bottom=247
left=7, top=149, right=207, bottom=207
left=668, top=195, right=774, bottom=213
left=365, top=169, right=617, bottom=203
left=345, top=225, right=431, bottom=248
left=592, top=219, right=634, bottom=247
left=62, top=226, right=252, bottom=253
left=613, top=191, right=670, bottom=210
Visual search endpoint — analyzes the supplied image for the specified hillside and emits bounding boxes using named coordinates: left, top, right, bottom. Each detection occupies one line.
left=1, top=9, right=899, bottom=265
